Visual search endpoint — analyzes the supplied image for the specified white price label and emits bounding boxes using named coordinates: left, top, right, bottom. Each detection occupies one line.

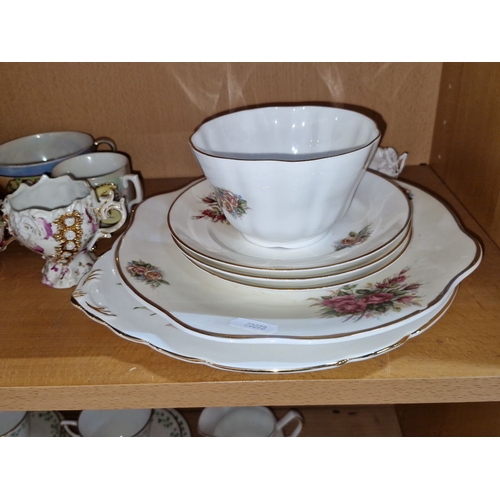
left=229, top=317, right=278, bottom=334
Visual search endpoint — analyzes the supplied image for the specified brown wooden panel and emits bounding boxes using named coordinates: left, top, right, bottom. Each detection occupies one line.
left=0, top=62, right=441, bottom=178
left=396, top=402, right=500, bottom=437
left=431, top=62, right=500, bottom=247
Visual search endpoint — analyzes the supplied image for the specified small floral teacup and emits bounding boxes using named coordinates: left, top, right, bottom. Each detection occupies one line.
left=1, top=174, right=126, bottom=288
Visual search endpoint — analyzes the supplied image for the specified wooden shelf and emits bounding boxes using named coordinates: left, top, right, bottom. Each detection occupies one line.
left=1, top=165, right=499, bottom=411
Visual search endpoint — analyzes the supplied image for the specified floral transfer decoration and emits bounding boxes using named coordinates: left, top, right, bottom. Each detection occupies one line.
left=192, top=187, right=250, bottom=223
left=126, top=260, right=170, bottom=288
left=191, top=193, right=228, bottom=224
left=309, top=267, right=422, bottom=321
left=333, top=224, right=372, bottom=251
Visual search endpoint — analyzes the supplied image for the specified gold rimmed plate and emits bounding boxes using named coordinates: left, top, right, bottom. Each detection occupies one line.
left=113, top=179, right=482, bottom=345
left=167, top=171, right=412, bottom=278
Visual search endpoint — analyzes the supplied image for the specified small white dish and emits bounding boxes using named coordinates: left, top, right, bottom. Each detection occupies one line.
left=29, top=411, right=63, bottom=437
left=72, top=245, right=460, bottom=373
left=113, top=180, right=482, bottom=345
left=168, top=171, right=412, bottom=277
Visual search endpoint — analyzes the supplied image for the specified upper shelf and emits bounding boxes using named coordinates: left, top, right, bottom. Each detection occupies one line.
left=1, top=165, right=499, bottom=411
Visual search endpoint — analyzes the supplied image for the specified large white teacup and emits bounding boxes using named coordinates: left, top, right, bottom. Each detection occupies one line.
left=60, top=409, right=153, bottom=437
left=1, top=174, right=126, bottom=288
left=190, top=105, right=381, bottom=248
left=198, top=406, right=303, bottom=437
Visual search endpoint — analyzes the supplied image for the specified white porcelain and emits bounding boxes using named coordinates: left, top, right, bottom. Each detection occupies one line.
left=148, top=408, right=191, bottom=437
left=114, top=180, right=482, bottom=344
left=182, top=226, right=411, bottom=290
left=198, top=407, right=303, bottom=437
left=167, top=408, right=191, bottom=436
left=0, top=411, right=29, bottom=437
left=29, top=411, right=62, bottom=437
left=0, top=131, right=116, bottom=195
left=0, top=217, right=7, bottom=252
left=168, top=171, right=411, bottom=278
left=1, top=174, right=126, bottom=288
left=149, top=409, right=181, bottom=436
left=60, top=409, right=153, bottom=437
left=190, top=105, right=381, bottom=248
left=72, top=244, right=460, bottom=373
left=369, top=147, right=408, bottom=178
left=52, top=152, right=143, bottom=224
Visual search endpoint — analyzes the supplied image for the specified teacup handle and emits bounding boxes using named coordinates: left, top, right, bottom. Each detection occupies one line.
left=94, top=137, right=116, bottom=151
left=275, top=409, right=303, bottom=437
left=122, top=174, right=144, bottom=211
left=60, top=419, right=82, bottom=437
left=86, top=192, right=127, bottom=251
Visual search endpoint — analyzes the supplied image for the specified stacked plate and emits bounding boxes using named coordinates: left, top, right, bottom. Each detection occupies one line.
left=168, top=172, right=412, bottom=290
left=72, top=170, right=483, bottom=373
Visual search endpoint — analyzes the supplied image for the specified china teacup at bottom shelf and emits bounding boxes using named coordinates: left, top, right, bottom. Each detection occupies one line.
left=60, top=409, right=153, bottom=437
left=0, top=411, right=30, bottom=437
left=198, top=406, right=303, bottom=437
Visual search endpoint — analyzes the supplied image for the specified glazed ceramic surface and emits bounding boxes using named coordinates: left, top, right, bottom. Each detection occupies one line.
left=114, top=180, right=482, bottom=344
left=2, top=175, right=126, bottom=288
left=52, top=152, right=143, bottom=220
left=190, top=105, right=380, bottom=248
left=151, top=408, right=191, bottom=437
left=182, top=226, right=411, bottom=290
left=72, top=244, right=460, bottom=373
left=0, top=411, right=29, bottom=437
left=198, top=407, right=303, bottom=437
left=0, top=131, right=116, bottom=195
left=168, top=171, right=412, bottom=278
left=61, top=409, right=153, bottom=437
left=29, top=411, right=63, bottom=437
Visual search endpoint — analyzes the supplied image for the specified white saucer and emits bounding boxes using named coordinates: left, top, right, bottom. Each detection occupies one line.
left=149, top=408, right=181, bottom=436
left=112, top=180, right=482, bottom=345
left=182, top=226, right=411, bottom=290
left=149, top=408, right=190, bottom=437
left=167, top=408, right=191, bottom=437
left=72, top=246, right=460, bottom=373
left=168, top=172, right=412, bottom=277
left=29, top=411, right=63, bottom=437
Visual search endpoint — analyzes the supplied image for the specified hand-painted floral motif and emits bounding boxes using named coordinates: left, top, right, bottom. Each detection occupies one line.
left=309, top=268, right=422, bottom=321
left=334, top=224, right=372, bottom=251
left=126, top=260, right=169, bottom=288
left=191, top=193, right=229, bottom=224
left=214, top=187, right=249, bottom=219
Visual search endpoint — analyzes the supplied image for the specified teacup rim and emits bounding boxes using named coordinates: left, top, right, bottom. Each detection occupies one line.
left=189, top=105, right=381, bottom=163
left=4, top=174, right=92, bottom=212
left=0, top=131, right=94, bottom=168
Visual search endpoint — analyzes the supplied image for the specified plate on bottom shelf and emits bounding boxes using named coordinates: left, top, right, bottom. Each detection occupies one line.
left=72, top=245, right=459, bottom=374
left=150, top=408, right=191, bottom=437
left=29, top=411, right=63, bottom=437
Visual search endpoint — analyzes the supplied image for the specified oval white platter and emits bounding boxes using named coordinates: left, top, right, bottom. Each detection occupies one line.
left=168, top=171, right=412, bottom=276
left=113, top=179, right=482, bottom=344
left=73, top=245, right=459, bottom=374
